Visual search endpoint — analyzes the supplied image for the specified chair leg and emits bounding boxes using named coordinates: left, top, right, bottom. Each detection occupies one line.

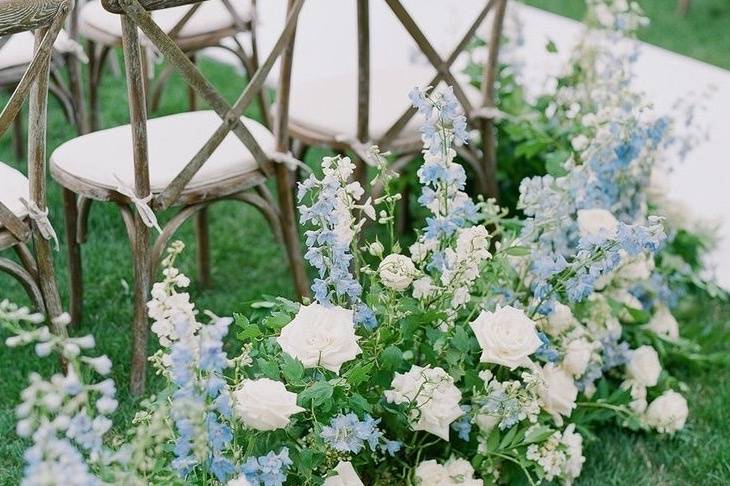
left=195, top=207, right=211, bottom=288
left=274, top=166, right=309, bottom=300
left=87, top=40, right=99, bottom=131
left=33, top=233, right=67, bottom=337
left=63, top=188, right=83, bottom=326
left=13, top=113, right=24, bottom=160
left=129, top=214, right=151, bottom=396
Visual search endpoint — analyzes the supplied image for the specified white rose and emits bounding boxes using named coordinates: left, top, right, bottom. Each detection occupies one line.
left=576, top=208, right=619, bottom=239
left=277, top=303, right=362, bottom=374
left=626, top=345, right=662, bottom=388
left=378, top=254, right=417, bottom=291
left=538, top=363, right=578, bottom=425
left=323, top=461, right=364, bottom=486
left=233, top=378, right=304, bottom=431
left=562, top=339, right=593, bottom=377
left=470, top=306, right=542, bottom=369
left=544, top=302, right=576, bottom=336
left=644, top=305, right=679, bottom=341
left=415, top=458, right=483, bottom=486
left=384, top=365, right=463, bottom=441
left=644, top=390, right=688, bottom=434
left=571, top=134, right=589, bottom=151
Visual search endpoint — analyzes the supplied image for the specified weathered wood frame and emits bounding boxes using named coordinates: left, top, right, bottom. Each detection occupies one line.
left=84, top=0, right=259, bottom=131
left=288, top=0, right=509, bottom=199
left=0, top=0, right=71, bottom=337
left=53, top=0, right=308, bottom=395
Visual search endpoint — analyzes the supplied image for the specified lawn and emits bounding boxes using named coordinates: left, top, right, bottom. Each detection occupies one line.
left=1, top=1, right=729, bottom=484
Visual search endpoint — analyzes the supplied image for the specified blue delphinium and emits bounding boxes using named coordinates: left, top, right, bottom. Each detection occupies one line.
left=242, top=448, right=293, bottom=486
left=320, top=413, right=383, bottom=454
left=451, top=405, right=473, bottom=441
left=298, top=156, right=377, bottom=328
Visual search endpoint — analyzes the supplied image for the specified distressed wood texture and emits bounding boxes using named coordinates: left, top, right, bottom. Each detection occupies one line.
left=0, top=0, right=66, bottom=36
left=102, top=0, right=200, bottom=14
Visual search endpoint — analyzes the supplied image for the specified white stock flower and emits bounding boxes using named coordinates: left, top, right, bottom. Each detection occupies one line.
left=227, top=476, right=252, bottom=486
left=561, top=424, right=585, bottom=483
left=562, top=339, right=593, bottom=377
left=233, top=378, right=304, bottom=431
left=384, top=365, right=463, bottom=441
left=576, top=208, right=619, bottom=239
left=470, top=306, right=542, bottom=369
left=412, top=276, right=436, bottom=300
left=414, top=457, right=483, bottom=486
left=626, top=345, right=662, bottom=388
left=323, top=461, right=364, bottom=486
left=277, top=303, right=362, bottom=374
left=378, top=254, right=417, bottom=291
left=544, top=302, right=576, bottom=336
left=644, top=390, right=688, bottom=434
left=538, top=363, right=578, bottom=425
left=645, top=305, right=679, bottom=341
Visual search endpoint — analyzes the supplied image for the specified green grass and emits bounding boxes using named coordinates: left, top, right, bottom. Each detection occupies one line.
left=1, top=2, right=730, bottom=481
left=523, top=0, right=730, bottom=69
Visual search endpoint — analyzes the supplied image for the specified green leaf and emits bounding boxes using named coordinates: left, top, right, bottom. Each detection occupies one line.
left=281, top=354, right=304, bottom=382
left=499, top=425, right=519, bottom=450
left=452, top=326, right=472, bottom=353
left=524, top=425, right=553, bottom=445
left=236, top=323, right=261, bottom=341
left=504, top=246, right=531, bottom=257
left=344, top=361, right=375, bottom=388
left=381, top=346, right=403, bottom=370
left=349, top=393, right=373, bottom=414
left=256, top=357, right=279, bottom=380
left=298, top=381, right=334, bottom=407
left=262, top=312, right=292, bottom=330
left=545, top=152, right=569, bottom=177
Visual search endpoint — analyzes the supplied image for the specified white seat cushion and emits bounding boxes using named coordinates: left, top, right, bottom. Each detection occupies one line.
left=50, top=110, right=274, bottom=194
left=289, top=67, right=482, bottom=141
left=0, top=163, right=30, bottom=221
left=80, top=0, right=252, bottom=45
left=0, top=33, right=34, bottom=71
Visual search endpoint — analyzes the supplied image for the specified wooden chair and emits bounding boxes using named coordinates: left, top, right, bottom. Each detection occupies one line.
left=0, top=0, right=72, bottom=337
left=254, top=0, right=509, bottom=199
left=50, top=0, right=308, bottom=394
left=79, top=0, right=257, bottom=130
left=0, top=21, right=87, bottom=156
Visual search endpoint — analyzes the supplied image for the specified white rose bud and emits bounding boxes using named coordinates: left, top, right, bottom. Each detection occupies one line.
left=378, top=254, right=417, bottom=291
left=576, top=208, right=619, bottom=239
left=644, top=390, right=688, bottom=434
left=470, top=305, right=542, bottom=369
left=562, top=339, right=593, bottom=377
left=233, top=378, right=304, bottom=431
left=626, top=345, right=662, bottom=388
left=323, top=461, right=365, bottom=486
left=368, top=240, right=384, bottom=257
left=644, top=305, right=679, bottom=341
left=538, top=363, right=578, bottom=425
left=277, top=303, right=362, bottom=374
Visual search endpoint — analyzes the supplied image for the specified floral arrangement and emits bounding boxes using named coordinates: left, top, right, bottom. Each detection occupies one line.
left=1, top=71, right=705, bottom=484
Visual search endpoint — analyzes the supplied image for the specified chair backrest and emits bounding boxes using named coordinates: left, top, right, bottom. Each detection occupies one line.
left=362, top=0, right=509, bottom=198
left=0, top=0, right=71, bottom=241
left=103, top=0, right=304, bottom=211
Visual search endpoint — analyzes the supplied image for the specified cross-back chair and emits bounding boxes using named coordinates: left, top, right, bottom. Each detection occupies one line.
left=0, top=0, right=72, bottom=337
left=50, top=0, right=308, bottom=394
left=79, top=0, right=257, bottom=130
left=0, top=13, right=87, bottom=156
left=255, top=0, right=508, bottom=199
